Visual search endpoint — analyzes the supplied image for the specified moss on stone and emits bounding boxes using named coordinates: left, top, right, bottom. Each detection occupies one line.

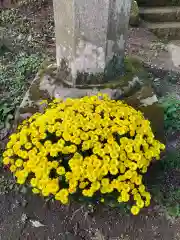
left=75, top=57, right=148, bottom=90
left=38, top=63, right=57, bottom=80
left=130, top=1, right=140, bottom=26
left=124, top=56, right=147, bottom=76
left=31, top=56, right=149, bottom=95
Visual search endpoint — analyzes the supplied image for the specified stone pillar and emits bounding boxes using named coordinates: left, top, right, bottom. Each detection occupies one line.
left=53, top=0, right=132, bottom=87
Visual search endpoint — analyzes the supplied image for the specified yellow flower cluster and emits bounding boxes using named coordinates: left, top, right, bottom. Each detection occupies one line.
left=3, top=94, right=165, bottom=215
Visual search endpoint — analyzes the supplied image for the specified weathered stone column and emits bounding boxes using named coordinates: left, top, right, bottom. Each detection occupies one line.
left=53, top=0, right=132, bottom=87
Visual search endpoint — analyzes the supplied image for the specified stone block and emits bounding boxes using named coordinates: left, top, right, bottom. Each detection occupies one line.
left=124, top=85, right=165, bottom=143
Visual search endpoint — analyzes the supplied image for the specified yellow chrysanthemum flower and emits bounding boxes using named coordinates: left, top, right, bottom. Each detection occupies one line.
left=131, top=205, right=140, bottom=215
left=2, top=94, right=165, bottom=215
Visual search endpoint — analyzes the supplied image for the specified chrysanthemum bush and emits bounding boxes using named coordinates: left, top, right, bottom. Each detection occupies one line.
left=3, top=94, right=165, bottom=215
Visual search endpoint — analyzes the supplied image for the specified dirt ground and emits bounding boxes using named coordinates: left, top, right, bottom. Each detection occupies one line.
left=0, top=184, right=179, bottom=240
left=0, top=1, right=180, bottom=240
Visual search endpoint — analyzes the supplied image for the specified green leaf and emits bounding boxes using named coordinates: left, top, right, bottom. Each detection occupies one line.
left=167, top=107, right=176, bottom=114
left=167, top=205, right=180, bottom=217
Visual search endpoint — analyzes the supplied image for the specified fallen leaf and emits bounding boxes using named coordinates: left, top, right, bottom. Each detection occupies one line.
left=30, top=220, right=45, bottom=228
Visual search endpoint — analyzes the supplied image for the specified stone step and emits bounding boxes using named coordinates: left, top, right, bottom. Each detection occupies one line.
left=143, top=22, right=180, bottom=40
left=137, top=0, right=180, bottom=7
left=140, top=7, right=180, bottom=22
